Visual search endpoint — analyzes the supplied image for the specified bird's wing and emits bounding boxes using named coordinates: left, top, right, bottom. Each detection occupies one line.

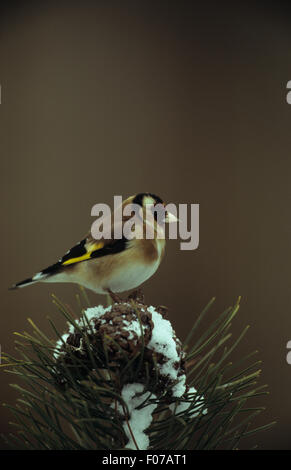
left=35, top=236, right=127, bottom=278
left=41, top=215, right=131, bottom=277
left=57, top=235, right=128, bottom=268
left=11, top=232, right=129, bottom=289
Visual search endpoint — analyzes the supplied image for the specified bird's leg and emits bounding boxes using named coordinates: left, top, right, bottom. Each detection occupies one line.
left=106, top=288, right=122, bottom=304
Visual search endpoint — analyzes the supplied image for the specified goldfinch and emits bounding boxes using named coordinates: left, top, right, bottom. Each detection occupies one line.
left=10, top=193, right=177, bottom=297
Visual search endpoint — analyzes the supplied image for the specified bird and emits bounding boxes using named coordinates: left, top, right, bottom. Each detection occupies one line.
left=10, top=193, right=178, bottom=299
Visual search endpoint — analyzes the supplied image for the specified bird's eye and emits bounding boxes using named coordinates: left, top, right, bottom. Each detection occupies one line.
left=151, top=205, right=158, bottom=221
left=149, top=203, right=166, bottom=223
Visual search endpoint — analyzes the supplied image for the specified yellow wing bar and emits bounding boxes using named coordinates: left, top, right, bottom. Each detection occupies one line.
left=61, top=241, right=104, bottom=266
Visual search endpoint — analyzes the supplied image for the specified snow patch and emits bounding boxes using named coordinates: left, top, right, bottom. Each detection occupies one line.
left=147, top=306, right=186, bottom=397
left=115, top=383, right=157, bottom=450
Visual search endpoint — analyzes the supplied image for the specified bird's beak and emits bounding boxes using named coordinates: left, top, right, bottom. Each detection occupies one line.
left=164, top=211, right=179, bottom=223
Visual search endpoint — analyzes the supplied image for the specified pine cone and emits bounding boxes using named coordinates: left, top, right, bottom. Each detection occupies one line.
left=54, top=292, right=186, bottom=397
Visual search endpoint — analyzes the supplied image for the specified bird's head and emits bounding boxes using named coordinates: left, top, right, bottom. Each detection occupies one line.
left=122, top=193, right=178, bottom=238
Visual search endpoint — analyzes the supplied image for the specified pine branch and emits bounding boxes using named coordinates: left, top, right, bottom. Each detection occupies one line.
left=0, top=290, right=274, bottom=450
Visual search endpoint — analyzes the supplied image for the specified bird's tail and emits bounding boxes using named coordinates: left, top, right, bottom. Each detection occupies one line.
left=9, top=271, right=49, bottom=290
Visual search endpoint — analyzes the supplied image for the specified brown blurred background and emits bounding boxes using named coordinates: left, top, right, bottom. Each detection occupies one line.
left=1, top=0, right=291, bottom=449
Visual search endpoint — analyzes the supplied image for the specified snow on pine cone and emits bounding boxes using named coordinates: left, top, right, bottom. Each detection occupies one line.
left=54, top=290, right=187, bottom=398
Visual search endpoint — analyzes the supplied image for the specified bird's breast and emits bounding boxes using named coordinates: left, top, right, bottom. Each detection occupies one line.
left=105, top=238, right=165, bottom=293
left=107, top=259, right=160, bottom=293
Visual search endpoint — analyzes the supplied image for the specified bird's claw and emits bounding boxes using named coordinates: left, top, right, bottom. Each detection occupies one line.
left=106, top=289, right=122, bottom=304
